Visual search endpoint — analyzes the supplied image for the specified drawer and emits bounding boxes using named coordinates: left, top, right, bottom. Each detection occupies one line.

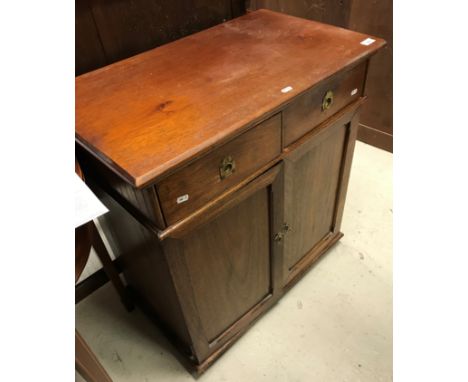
left=157, top=113, right=282, bottom=225
left=283, top=62, right=367, bottom=146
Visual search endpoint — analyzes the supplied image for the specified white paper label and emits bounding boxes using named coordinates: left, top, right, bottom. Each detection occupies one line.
left=360, top=38, right=375, bottom=46
left=177, top=194, right=189, bottom=204
left=351, top=88, right=358, bottom=96
left=281, top=86, right=293, bottom=93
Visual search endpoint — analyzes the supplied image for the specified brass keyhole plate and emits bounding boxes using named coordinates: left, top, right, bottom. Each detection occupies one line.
left=219, top=156, right=236, bottom=179
left=322, top=90, right=334, bottom=111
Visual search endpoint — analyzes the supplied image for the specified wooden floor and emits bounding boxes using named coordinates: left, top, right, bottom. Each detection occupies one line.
left=76, top=141, right=393, bottom=382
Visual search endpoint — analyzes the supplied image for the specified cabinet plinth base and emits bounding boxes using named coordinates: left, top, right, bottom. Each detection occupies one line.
left=128, top=284, right=278, bottom=377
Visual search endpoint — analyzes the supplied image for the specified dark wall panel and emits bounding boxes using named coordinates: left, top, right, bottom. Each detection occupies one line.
left=75, top=0, right=107, bottom=75
left=91, top=0, right=231, bottom=64
left=349, top=0, right=393, bottom=151
left=75, top=0, right=246, bottom=76
left=247, top=0, right=352, bottom=28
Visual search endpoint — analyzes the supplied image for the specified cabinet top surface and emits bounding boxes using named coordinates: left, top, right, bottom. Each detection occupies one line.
left=75, top=9, right=385, bottom=187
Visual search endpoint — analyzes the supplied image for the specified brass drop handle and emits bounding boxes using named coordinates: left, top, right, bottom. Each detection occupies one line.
left=322, top=90, right=334, bottom=111
left=219, top=156, right=236, bottom=180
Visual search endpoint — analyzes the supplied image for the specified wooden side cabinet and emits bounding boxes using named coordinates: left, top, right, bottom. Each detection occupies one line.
left=76, top=10, right=385, bottom=375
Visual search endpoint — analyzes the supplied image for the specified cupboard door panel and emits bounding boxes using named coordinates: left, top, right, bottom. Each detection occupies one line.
left=283, top=120, right=348, bottom=274
left=163, top=163, right=284, bottom=362
left=183, top=187, right=270, bottom=342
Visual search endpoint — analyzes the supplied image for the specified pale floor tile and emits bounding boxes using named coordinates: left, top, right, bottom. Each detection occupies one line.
left=76, top=141, right=393, bottom=381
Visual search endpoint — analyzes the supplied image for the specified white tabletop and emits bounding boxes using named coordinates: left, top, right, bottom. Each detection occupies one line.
left=75, top=174, right=108, bottom=228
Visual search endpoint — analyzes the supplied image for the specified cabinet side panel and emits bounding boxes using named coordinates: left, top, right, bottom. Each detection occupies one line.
left=182, top=188, right=271, bottom=342
left=77, top=146, right=166, bottom=229
left=284, top=124, right=347, bottom=271
left=91, top=182, right=191, bottom=348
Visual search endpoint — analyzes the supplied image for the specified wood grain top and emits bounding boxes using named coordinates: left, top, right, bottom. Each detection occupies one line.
left=75, top=9, right=385, bottom=188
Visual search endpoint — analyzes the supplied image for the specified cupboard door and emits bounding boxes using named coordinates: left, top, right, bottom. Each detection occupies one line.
left=163, top=164, right=284, bottom=363
left=283, top=109, right=359, bottom=286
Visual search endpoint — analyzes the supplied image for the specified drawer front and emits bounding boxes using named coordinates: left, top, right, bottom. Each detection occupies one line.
left=157, top=113, right=282, bottom=225
left=283, top=62, right=366, bottom=146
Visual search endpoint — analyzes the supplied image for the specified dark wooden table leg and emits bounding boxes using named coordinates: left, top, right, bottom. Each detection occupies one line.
left=91, top=222, right=134, bottom=311
left=76, top=330, right=113, bottom=382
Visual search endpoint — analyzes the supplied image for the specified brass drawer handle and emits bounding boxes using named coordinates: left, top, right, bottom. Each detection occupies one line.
left=219, top=156, right=236, bottom=179
left=322, top=90, right=334, bottom=111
